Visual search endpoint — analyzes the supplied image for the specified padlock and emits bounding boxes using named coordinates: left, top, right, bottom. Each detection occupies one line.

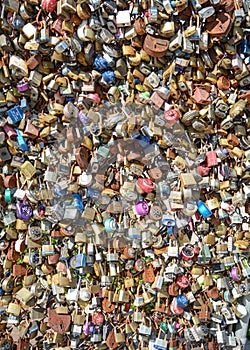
left=169, top=31, right=182, bottom=52
left=15, top=287, right=33, bottom=304
left=91, top=328, right=103, bottom=343
left=118, top=286, right=130, bottom=303
left=143, top=34, right=169, bottom=57
left=199, top=302, right=210, bottom=322
left=114, top=328, right=125, bottom=343
left=139, top=316, right=152, bottom=336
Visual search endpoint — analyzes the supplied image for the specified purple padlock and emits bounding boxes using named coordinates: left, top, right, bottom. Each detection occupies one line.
left=135, top=201, right=149, bottom=216
left=83, top=321, right=93, bottom=335
left=17, top=81, right=29, bottom=92
left=78, top=110, right=90, bottom=125
left=16, top=201, right=33, bottom=220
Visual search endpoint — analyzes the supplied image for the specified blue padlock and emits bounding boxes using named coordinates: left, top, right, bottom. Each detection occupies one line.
left=158, top=181, right=171, bottom=198
left=102, top=70, right=115, bottom=85
left=15, top=129, right=28, bottom=151
left=86, top=188, right=100, bottom=199
left=28, top=322, right=39, bottom=334
left=4, top=188, right=12, bottom=203
left=175, top=49, right=184, bottom=57
left=241, top=39, right=250, bottom=55
left=138, top=135, right=150, bottom=146
left=175, top=66, right=184, bottom=72
left=61, top=65, right=71, bottom=76
left=65, top=97, right=75, bottom=103
left=55, top=40, right=69, bottom=53
left=129, top=131, right=141, bottom=139
left=244, top=56, right=250, bottom=70
left=170, top=0, right=176, bottom=8
left=53, top=184, right=67, bottom=197
left=20, top=98, right=29, bottom=114
left=72, top=193, right=84, bottom=211
left=197, top=200, right=212, bottom=218
left=7, top=106, right=25, bottom=124
left=167, top=226, right=174, bottom=235
left=94, top=56, right=109, bottom=72
left=162, top=216, right=176, bottom=226
left=176, top=294, right=189, bottom=308
left=134, top=78, right=141, bottom=85
left=148, top=6, right=158, bottom=23
left=12, top=15, right=24, bottom=28
left=104, top=217, right=117, bottom=233
left=75, top=250, right=87, bottom=268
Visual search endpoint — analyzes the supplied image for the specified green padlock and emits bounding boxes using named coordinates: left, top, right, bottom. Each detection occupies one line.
left=4, top=188, right=12, bottom=203
left=160, top=321, right=168, bottom=332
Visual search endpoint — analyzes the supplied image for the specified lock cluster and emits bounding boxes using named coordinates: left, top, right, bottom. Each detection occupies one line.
left=0, top=0, right=249, bottom=349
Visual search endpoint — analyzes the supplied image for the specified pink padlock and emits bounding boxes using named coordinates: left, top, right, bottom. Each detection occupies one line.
left=206, top=150, right=218, bottom=167
left=41, top=0, right=57, bottom=12
left=48, top=254, right=60, bottom=265
left=115, top=171, right=120, bottom=182
left=164, top=109, right=179, bottom=127
left=135, top=201, right=149, bottom=216
left=197, top=164, right=210, bottom=176
left=92, top=312, right=105, bottom=326
left=86, top=93, right=101, bottom=105
left=56, top=261, right=67, bottom=273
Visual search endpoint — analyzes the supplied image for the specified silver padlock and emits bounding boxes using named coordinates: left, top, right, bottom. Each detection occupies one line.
left=198, top=6, right=215, bottom=19
left=106, top=252, right=119, bottom=262
left=169, top=31, right=182, bottom=52
left=29, top=71, right=42, bottom=87
left=3, top=211, right=16, bottom=226
left=90, top=330, right=102, bottom=343
left=234, top=8, right=245, bottom=26
left=138, top=317, right=152, bottom=336
left=44, top=168, right=57, bottom=182
left=116, top=10, right=131, bottom=27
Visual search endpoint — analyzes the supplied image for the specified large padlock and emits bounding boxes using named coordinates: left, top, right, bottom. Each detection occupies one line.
left=143, top=35, right=169, bottom=57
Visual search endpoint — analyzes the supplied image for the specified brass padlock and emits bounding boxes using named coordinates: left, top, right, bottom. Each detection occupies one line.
left=206, top=197, right=220, bottom=210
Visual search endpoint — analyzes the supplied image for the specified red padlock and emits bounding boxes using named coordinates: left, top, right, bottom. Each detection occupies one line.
left=41, top=0, right=57, bottom=13
left=164, top=109, right=179, bottom=127
left=176, top=275, right=190, bottom=289
left=206, top=150, right=218, bottom=167
left=124, top=302, right=131, bottom=313
left=137, top=178, right=155, bottom=193
left=180, top=245, right=195, bottom=261
left=197, top=164, right=210, bottom=176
